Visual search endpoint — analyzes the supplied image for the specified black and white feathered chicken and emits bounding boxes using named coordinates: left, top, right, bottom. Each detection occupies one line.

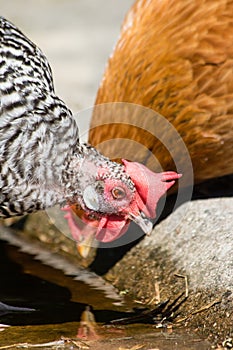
left=0, top=17, right=181, bottom=243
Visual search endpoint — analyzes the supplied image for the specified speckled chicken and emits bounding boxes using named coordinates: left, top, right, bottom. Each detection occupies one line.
left=89, top=0, right=233, bottom=186
left=0, top=17, right=180, bottom=243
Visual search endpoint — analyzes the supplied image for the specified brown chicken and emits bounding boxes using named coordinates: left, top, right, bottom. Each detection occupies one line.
left=89, top=0, right=233, bottom=187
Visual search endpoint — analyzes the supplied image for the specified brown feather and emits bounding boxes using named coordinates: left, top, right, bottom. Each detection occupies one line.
left=89, top=0, right=233, bottom=185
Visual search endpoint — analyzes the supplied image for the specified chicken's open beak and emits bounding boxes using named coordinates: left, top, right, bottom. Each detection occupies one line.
left=129, top=212, right=153, bottom=235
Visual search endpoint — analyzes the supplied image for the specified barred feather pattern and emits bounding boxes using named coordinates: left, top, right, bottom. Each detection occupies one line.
left=0, top=16, right=80, bottom=217
left=0, top=17, right=134, bottom=218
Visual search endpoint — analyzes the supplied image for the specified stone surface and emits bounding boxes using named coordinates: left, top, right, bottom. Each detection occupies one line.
left=142, top=197, right=233, bottom=291
left=106, top=197, right=233, bottom=344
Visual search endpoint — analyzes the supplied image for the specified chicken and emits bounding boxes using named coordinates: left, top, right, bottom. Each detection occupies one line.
left=89, top=0, right=233, bottom=186
left=0, top=16, right=181, bottom=244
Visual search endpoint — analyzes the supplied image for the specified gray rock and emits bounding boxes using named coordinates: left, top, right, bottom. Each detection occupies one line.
left=107, top=197, right=233, bottom=344
left=142, top=197, right=233, bottom=291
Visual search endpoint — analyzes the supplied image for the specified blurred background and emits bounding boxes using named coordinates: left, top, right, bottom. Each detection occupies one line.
left=0, top=0, right=134, bottom=111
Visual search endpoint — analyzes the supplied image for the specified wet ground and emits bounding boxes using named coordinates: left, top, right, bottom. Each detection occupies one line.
left=0, top=230, right=212, bottom=350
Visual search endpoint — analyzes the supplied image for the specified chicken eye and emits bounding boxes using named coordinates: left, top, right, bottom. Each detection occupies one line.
left=112, top=187, right=126, bottom=199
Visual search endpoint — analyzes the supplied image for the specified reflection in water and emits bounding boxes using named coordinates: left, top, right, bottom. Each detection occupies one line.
left=0, top=232, right=211, bottom=349
left=0, top=238, right=84, bottom=325
left=0, top=237, right=128, bottom=326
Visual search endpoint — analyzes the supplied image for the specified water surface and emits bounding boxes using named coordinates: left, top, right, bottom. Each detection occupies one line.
left=0, top=229, right=211, bottom=349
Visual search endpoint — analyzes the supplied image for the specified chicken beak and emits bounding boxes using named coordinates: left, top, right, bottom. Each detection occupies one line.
left=129, top=212, right=153, bottom=235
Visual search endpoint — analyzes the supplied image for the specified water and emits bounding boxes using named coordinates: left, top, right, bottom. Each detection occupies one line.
left=0, top=229, right=211, bottom=349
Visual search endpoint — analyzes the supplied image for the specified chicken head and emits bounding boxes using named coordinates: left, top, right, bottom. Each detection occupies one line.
left=63, top=158, right=181, bottom=243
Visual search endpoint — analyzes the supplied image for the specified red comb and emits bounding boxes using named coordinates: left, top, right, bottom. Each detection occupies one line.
left=122, top=159, right=182, bottom=218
